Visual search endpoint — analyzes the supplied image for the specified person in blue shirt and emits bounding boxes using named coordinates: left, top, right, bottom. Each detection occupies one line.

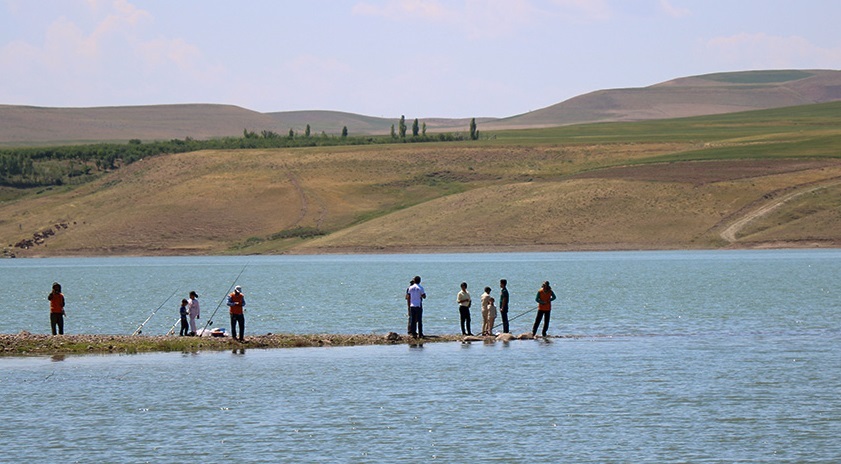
left=178, top=299, right=189, bottom=336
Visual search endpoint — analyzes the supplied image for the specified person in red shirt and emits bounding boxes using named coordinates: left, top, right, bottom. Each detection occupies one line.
left=48, top=282, right=66, bottom=335
left=532, top=281, right=557, bottom=337
left=227, top=285, right=246, bottom=342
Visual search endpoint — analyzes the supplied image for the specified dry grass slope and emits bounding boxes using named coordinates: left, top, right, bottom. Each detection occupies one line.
left=296, top=159, right=841, bottom=253
left=4, top=99, right=841, bottom=256
left=491, top=69, right=841, bottom=129
left=0, top=104, right=282, bottom=145
left=3, top=141, right=841, bottom=256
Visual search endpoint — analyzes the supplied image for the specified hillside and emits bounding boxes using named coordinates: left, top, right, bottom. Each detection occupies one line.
left=2, top=69, right=840, bottom=145
left=2, top=102, right=841, bottom=257
left=0, top=104, right=282, bottom=146
left=489, top=69, right=841, bottom=129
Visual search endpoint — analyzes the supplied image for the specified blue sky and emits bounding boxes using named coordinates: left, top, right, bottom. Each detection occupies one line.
left=1, top=0, right=839, bottom=117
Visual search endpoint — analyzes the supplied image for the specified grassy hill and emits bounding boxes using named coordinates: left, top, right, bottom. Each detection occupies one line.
left=0, top=103, right=294, bottom=146
left=3, top=69, right=840, bottom=146
left=490, top=69, right=841, bottom=129
left=2, top=102, right=841, bottom=257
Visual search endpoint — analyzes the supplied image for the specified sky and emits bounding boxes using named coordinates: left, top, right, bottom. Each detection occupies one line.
left=1, top=0, right=840, bottom=118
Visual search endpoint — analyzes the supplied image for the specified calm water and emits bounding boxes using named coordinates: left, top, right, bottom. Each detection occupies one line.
left=1, top=250, right=839, bottom=462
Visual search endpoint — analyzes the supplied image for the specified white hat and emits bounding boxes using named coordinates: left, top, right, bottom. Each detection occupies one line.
left=234, top=285, right=242, bottom=292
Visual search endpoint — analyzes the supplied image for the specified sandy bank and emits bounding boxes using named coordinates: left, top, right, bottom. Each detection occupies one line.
left=0, top=332, right=520, bottom=356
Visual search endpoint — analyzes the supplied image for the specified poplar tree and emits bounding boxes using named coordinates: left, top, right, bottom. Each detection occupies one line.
left=469, top=118, right=478, bottom=140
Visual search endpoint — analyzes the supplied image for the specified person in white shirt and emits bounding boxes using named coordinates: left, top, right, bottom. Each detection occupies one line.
left=405, top=276, right=426, bottom=338
left=457, top=282, right=473, bottom=336
left=486, top=297, right=497, bottom=335
left=480, top=287, right=492, bottom=336
left=187, top=291, right=200, bottom=336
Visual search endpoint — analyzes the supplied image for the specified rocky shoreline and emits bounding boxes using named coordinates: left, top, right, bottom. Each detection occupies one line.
left=0, top=331, right=537, bottom=356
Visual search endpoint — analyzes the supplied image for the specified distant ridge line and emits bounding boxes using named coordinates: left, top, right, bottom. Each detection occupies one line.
left=1, top=69, right=840, bottom=145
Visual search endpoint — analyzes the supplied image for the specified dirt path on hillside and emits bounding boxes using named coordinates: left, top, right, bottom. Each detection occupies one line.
left=286, top=172, right=328, bottom=229
left=720, top=178, right=841, bottom=243
left=288, top=172, right=308, bottom=226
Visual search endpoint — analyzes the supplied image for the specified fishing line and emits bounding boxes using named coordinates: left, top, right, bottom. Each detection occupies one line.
left=132, top=287, right=180, bottom=335
left=492, top=305, right=538, bottom=331
left=197, top=263, right=249, bottom=335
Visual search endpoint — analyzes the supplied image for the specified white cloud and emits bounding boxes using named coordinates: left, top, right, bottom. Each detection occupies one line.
left=704, top=32, right=841, bottom=69
left=4, top=0, right=24, bottom=14
left=659, top=0, right=690, bottom=18
left=136, top=38, right=203, bottom=72
left=0, top=0, right=221, bottom=106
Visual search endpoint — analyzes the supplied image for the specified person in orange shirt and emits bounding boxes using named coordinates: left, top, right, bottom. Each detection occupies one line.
left=48, top=282, right=66, bottom=335
left=227, top=285, right=246, bottom=342
left=532, top=281, right=557, bottom=337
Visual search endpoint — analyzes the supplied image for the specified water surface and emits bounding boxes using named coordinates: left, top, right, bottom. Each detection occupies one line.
left=1, top=250, right=839, bottom=462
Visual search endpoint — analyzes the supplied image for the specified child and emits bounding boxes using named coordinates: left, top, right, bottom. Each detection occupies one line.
left=48, top=282, right=66, bottom=335
left=179, top=299, right=189, bottom=336
left=485, top=297, right=497, bottom=336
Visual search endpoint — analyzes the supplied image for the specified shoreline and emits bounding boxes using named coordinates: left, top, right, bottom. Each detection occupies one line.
left=7, top=240, right=841, bottom=259
left=0, top=332, right=531, bottom=356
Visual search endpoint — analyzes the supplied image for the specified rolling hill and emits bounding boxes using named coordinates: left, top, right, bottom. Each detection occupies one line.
left=486, top=69, right=841, bottom=129
left=1, top=69, right=840, bottom=145
left=2, top=102, right=841, bottom=257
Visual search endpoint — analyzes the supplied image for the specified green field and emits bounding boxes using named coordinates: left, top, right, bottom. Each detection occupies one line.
left=491, top=101, right=841, bottom=147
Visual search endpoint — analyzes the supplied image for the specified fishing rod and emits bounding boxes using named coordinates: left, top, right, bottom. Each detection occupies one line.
left=132, top=287, right=180, bottom=335
left=492, top=305, right=539, bottom=331
left=165, top=316, right=180, bottom=336
left=198, top=263, right=249, bottom=335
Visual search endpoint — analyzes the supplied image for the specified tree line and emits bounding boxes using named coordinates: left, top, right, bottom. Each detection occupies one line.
left=391, top=116, right=480, bottom=141
left=0, top=118, right=479, bottom=188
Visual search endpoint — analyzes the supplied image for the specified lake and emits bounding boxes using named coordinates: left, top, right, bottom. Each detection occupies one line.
left=1, top=250, right=839, bottom=462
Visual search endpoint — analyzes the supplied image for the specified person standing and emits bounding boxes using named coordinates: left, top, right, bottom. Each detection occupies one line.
left=532, top=281, right=557, bottom=337
left=405, top=276, right=426, bottom=338
left=227, top=285, right=246, bottom=342
left=406, top=280, right=414, bottom=336
left=486, top=297, right=497, bottom=334
left=187, top=291, right=200, bottom=336
left=48, top=282, right=66, bottom=335
left=178, top=299, right=190, bottom=336
left=480, top=287, right=492, bottom=336
left=457, top=282, right=473, bottom=336
left=499, top=279, right=510, bottom=333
